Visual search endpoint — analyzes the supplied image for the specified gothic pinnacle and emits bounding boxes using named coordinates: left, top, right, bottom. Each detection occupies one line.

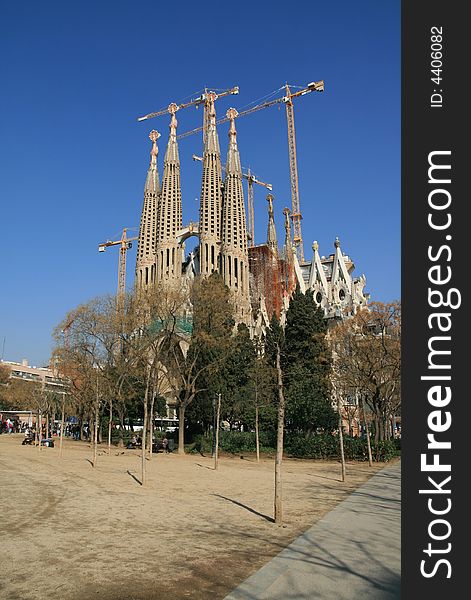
left=226, top=108, right=241, bottom=175
left=266, top=194, right=278, bottom=253
left=227, top=107, right=239, bottom=138
left=168, top=103, right=178, bottom=135
left=283, top=207, right=291, bottom=233
left=164, top=103, right=179, bottom=164
left=149, top=130, right=160, bottom=166
left=205, top=92, right=220, bottom=154
left=283, top=207, right=294, bottom=261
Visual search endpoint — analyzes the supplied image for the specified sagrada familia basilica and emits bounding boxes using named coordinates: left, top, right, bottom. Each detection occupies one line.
left=134, top=93, right=369, bottom=333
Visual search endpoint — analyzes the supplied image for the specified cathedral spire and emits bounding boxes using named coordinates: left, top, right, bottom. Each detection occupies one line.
left=136, top=130, right=161, bottom=289
left=221, top=108, right=251, bottom=320
left=163, top=103, right=179, bottom=164
left=283, top=207, right=294, bottom=261
left=205, top=91, right=221, bottom=155
left=156, top=104, right=183, bottom=284
left=199, top=92, right=223, bottom=276
left=145, top=129, right=160, bottom=191
left=266, top=193, right=278, bottom=254
left=282, top=206, right=296, bottom=295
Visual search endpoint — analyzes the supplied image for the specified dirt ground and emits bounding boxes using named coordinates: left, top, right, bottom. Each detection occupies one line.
left=0, top=433, right=388, bottom=600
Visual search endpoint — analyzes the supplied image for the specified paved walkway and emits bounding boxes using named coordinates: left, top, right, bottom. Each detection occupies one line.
left=225, top=462, right=401, bottom=600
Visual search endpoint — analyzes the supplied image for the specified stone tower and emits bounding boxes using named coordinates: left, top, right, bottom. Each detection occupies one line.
left=220, top=108, right=251, bottom=320
left=266, top=193, right=278, bottom=255
left=136, top=130, right=160, bottom=290
left=282, top=206, right=297, bottom=296
left=155, top=104, right=183, bottom=285
left=199, top=92, right=223, bottom=276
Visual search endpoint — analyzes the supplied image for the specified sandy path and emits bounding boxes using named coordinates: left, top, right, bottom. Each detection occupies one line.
left=0, top=434, right=387, bottom=600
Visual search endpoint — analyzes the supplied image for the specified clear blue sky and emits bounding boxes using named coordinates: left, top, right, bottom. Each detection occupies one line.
left=0, top=0, right=400, bottom=367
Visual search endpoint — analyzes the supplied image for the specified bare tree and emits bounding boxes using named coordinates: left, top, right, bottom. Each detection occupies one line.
left=330, top=302, right=401, bottom=445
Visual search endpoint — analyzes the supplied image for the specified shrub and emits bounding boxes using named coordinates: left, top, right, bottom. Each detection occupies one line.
left=285, top=434, right=400, bottom=462
left=186, top=430, right=400, bottom=462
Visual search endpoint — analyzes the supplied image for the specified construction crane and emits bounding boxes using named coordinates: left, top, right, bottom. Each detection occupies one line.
left=192, top=154, right=272, bottom=246
left=179, top=81, right=324, bottom=261
left=246, top=167, right=273, bottom=247
left=98, top=228, right=138, bottom=299
left=137, top=86, right=239, bottom=145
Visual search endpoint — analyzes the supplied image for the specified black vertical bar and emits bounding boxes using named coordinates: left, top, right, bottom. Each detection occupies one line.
left=402, top=1, right=466, bottom=597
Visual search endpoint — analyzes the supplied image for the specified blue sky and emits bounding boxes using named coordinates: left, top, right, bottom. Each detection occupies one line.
left=0, top=0, right=400, bottom=366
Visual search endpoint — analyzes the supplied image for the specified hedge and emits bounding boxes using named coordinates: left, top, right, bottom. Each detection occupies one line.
left=285, top=434, right=400, bottom=462
left=188, top=431, right=400, bottom=462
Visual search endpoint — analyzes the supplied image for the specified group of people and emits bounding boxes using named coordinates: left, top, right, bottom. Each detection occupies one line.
left=1, top=418, right=30, bottom=434
left=126, top=434, right=172, bottom=452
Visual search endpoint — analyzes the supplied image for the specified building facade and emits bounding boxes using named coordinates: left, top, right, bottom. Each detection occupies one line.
left=134, top=95, right=369, bottom=331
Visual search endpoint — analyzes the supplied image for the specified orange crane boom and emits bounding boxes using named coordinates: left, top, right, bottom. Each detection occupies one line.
left=180, top=81, right=324, bottom=261
left=98, top=228, right=138, bottom=298
left=137, top=86, right=239, bottom=145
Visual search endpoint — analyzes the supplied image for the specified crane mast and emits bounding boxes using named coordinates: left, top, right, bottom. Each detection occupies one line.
left=284, top=85, right=303, bottom=260
left=117, top=230, right=128, bottom=298
left=246, top=168, right=273, bottom=246
left=98, top=227, right=138, bottom=300
left=247, top=167, right=255, bottom=247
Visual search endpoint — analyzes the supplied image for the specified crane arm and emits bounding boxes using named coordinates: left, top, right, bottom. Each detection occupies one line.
left=98, top=236, right=138, bottom=251
left=137, top=86, right=239, bottom=122
left=193, top=154, right=272, bottom=189
left=251, top=178, right=273, bottom=190
left=178, top=97, right=283, bottom=139
left=177, top=81, right=323, bottom=139
left=137, top=97, right=203, bottom=122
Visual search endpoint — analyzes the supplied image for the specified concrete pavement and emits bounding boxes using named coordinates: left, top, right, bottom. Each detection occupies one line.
left=224, top=462, right=401, bottom=600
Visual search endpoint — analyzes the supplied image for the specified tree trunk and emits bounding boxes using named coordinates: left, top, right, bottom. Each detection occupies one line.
left=117, top=406, right=125, bottom=447
left=78, top=412, right=83, bottom=441
left=97, top=416, right=103, bottom=444
left=141, top=367, right=151, bottom=486
left=214, top=393, right=221, bottom=471
left=38, top=410, right=42, bottom=451
left=274, top=345, right=285, bottom=525
left=93, top=394, right=99, bottom=468
left=373, top=411, right=381, bottom=444
left=59, top=396, right=65, bottom=459
left=108, top=398, right=113, bottom=455
left=255, top=404, right=260, bottom=464
left=211, top=399, right=216, bottom=458
left=338, top=409, right=346, bottom=482
left=361, top=397, right=373, bottom=466
left=178, top=404, right=186, bottom=455
left=148, top=393, right=155, bottom=459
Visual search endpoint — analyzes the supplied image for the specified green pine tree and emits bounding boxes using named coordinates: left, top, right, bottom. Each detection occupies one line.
left=283, top=286, right=336, bottom=435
